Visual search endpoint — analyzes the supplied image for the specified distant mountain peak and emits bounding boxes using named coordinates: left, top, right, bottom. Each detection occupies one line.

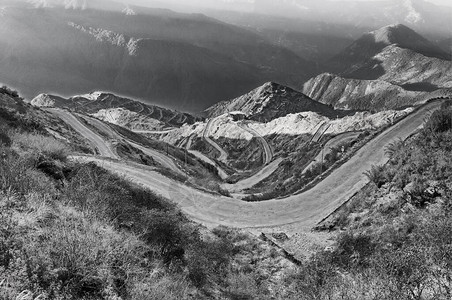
left=205, top=82, right=343, bottom=122
left=369, top=24, right=421, bottom=45
left=28, top=0, right=88, bottom=9
left=122, top=4, right=136, bottom=16
left=72, top=91, right=108, bottom=101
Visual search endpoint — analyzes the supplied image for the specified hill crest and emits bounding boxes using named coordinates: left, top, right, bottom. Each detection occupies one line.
left=205, top=82, right=348, bottom=122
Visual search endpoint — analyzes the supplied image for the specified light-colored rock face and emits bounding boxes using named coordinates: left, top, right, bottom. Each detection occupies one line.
left=30, top=91, right=200, bottom=130
left=307, top=24, right=452, bottom=112
left=159, top=108, right=413, bottom=145
left=30, top=94, right=55, bottom=107
left=303, top=73, right=423, bottom=110
left=329, top=24, right=450, bottom=80
left=68, top=23, right=141, bottom=56
left=30, top=94, right=68, bottom=107
left=92, top=108, right=166, bottom=131
left=374, top=45, right=452, bottom=87
left=205, top=82, right=337, bottom=122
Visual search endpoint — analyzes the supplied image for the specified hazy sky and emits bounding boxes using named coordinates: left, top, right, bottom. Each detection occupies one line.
left=425, top=0, right=452, bottom=6
left=126, top=0, right=452, bottom=8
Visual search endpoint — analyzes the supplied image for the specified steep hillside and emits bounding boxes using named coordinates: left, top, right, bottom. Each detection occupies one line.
left=0, top=87, right=298, bottom=299
left=354, top=45, right=452, bottom=87
left=31, top=92, right=201, bottom=129
left=306, top=25, right=452, bottom=110
left=303, top=73, right=423, bottom=110
left=205, top=82, right=345, bottom=122
left=438, top=37, right=452, bottom=54
left=305, top=102, right=452, bottom=298
left=0, top=2, right=315, bottom=112
left=328, top=24, right=449, bottom=76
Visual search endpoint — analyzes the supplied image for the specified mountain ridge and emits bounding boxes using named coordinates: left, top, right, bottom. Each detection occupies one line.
left=31, top=92, right=202, bottom=129
left=328, top=23, right=450, bottom=76
left=205, top=82, right=349, bottom=122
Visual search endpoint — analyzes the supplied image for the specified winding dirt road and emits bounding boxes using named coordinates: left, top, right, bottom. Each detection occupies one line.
left=237, top=122, right=273, bottom=165
left=189, top=150, right=229, bottom=180
left=203, top=118, right=228, bottom=162
left=79, top=100, right=445, bottom=230
left=303, top=131, right=362, bottom=174
left=221, top=158, right=283, bottom=192
left=57, top=111, right=184, bottom=175
left=47, top=108, right=118, bottom=159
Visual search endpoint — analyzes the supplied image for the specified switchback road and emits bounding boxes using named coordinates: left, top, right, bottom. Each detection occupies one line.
left=77, top=100, right=445, bottom=230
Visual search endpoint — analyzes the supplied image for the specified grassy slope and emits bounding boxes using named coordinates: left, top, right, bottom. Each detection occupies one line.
left=0, top=90, right=300, bottom=299
left=287, top=102, right=452, bottom=299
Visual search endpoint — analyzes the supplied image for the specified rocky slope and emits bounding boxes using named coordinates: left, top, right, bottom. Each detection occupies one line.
left=303, top=73, right=423, bottom=110
left=328, top=24, right=450, bottom=76
left=31, top=92, right=200, bottom=129
left=303, top=24, right=452, bottom=111
left=205, top=82, right=347, bottom=122
left=158, top=108, right=412, bottom=146
left=369, top=45, right=452, bottom=87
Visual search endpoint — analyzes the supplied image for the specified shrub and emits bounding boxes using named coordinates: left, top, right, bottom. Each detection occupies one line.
left=332, top=232, right=376, bottom=270
left=385, top=138, right=404, bottom=160
left=364, top=165, right=391, bottom=188
left=0, top=85, right=20, bottom=98
left=425, top=105, right=452, bottom=134
left=0, top=130, right=11, bottom=147
left=11, top=131, right=69, bottom=161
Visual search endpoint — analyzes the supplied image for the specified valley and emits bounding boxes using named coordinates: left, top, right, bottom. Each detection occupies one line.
left=1, top=1, right=452, bottom=298
left=35, top=91, right=449, bottom=256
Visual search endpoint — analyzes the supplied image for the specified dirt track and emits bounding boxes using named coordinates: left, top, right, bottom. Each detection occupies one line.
left=55, top=111, right=184, bottom=175
left=303, top=131, right=362, bottom=173
left=237, top=123, right=273, bottom=165
left=203, top=118, right=228, bottom=162
left=47, top=108, right=118, bottom=159
left=221, top=158, right=283, bottom=192
left=77, top=99, right=445, bottom=231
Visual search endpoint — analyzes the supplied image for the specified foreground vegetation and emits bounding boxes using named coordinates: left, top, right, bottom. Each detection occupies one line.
left=1, top=89, right=451, bottom=299
left=0, top=91, right=295, bottom=299
left=306, top=101, right=452, bottom=299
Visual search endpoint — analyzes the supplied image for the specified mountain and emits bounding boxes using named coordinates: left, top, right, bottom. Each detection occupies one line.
left=351, top=45, right=452, bottom=88
left=205, top=82, right=347, bottom=122
left=0, top=1, right=315, bottom=112
left=328, top=24, right=450, bottom=77
left=438, top=38, right=452, bottom=55
left=31, top=92, right=201, bottom=129
left=303, top=25, right=452, bottom=111
left=250, top=0, right=452, bottom=39
left=303, top=73, right=424, bottom=111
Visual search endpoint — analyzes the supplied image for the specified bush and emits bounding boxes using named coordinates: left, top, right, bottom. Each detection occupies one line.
left=425, top=104, right=452, bottom=134
left=11, top=131, right=69, bottom=161
left=364, top=165, right=391, bottom=188
left=332, top=232, right=376, bottom=270
left=0, top=85, right=20, bottom=98
left=0, top=130, right=11, bottom=147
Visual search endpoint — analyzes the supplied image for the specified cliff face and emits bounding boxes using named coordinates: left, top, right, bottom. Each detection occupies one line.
left=303, top=73, right=423, bottom=110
